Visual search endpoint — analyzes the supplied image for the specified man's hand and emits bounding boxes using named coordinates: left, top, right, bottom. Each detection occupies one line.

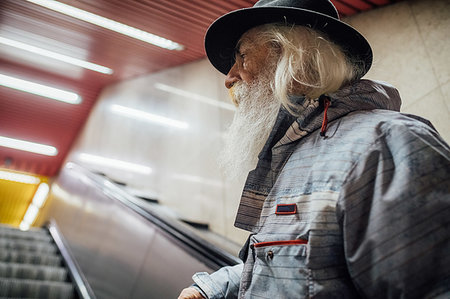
left=177, top=287, right=205, bottom=299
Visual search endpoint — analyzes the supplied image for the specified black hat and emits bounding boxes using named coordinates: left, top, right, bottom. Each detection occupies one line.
left=205, top=0, right=372, bottom=77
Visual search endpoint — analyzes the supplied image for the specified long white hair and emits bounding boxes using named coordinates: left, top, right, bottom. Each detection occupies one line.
left=249, top=24, right=361, bottom=115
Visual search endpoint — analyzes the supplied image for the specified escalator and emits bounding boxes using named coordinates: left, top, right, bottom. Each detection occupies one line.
left=1, top=163, right=241, bottom=298
left=0, top=223, right=94, bottom=299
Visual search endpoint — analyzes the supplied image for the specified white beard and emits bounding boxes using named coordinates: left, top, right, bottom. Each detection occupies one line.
left=218, top=75, right=280, bottom=181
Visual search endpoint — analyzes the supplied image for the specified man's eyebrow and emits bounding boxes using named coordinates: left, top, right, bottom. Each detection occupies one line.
left=234, top=38, right=251, bottom=59
left=236, top=37, right=251, bottom=52
left=235, top=41, right=242, bottom=53
left=236, top=46, right=250, bottom=58
left=233, top=43, right=243, bottom=59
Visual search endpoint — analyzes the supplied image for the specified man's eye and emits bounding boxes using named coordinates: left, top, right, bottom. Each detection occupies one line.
left=235, top=50, right=246, bottom=60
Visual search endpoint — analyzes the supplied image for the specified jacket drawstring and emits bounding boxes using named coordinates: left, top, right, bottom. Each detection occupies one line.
left=320, top=95, right=331, bottom=137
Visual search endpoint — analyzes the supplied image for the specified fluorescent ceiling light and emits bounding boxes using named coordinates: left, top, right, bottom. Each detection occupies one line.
left=25, top=0, right=184, bottom=51
left=19, top=182, right=50, bottom=230
left=111, top=104, right=189, bottom=129
left=155, top=83, right=236, bottom=111
left=78, top=153, right=152, bottom=175
left=22, top=204, right=39, bottom=225
left=172, top=173, right=222, bottom=188
left=19, top=222, right=30, bottom=231
left=0, top=37, right=113, bottom=74
left=0, top=74, right=81, bottom=104
left=0, top=136, right=58, bottom=156
left=32, top=183, right=50, bottom=208
left=0, top=170, right=40, bottom=184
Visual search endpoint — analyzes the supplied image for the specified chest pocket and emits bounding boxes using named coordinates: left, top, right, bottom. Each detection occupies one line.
left=246, top=240, right=310, bottom=298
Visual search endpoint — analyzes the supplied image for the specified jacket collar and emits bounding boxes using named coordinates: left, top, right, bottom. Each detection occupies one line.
left=234, top=79, right=401, bottom=231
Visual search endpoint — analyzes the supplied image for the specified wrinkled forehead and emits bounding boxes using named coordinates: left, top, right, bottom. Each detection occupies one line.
left=236, top=26, right=267, bottom=52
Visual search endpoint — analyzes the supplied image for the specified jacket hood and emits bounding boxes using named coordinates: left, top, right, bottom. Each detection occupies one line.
left=273, top=79, right=401, bottom=149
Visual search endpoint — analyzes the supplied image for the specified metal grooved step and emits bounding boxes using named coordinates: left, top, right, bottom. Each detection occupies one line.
left=0, top=224, right=77, bottom=299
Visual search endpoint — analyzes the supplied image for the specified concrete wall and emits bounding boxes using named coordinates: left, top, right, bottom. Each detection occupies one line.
left=66, top=0, right=449, bottom=246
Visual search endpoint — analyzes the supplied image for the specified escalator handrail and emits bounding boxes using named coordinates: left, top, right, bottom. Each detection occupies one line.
left=47, top=219, right=97, bottom=299
left=66, top=163, right=242, bottom=269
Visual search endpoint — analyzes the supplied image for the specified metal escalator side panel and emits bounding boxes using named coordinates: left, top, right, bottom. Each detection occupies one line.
left=48, top=220, right=96, bottom=299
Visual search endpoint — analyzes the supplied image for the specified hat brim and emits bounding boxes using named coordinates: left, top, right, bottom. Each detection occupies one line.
left=205, top=7, right=372, bottom=76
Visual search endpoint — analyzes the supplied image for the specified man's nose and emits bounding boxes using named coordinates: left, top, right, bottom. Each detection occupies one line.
left=225, top=63, right=240, bottom=89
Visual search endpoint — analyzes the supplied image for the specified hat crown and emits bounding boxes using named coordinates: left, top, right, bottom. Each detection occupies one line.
left=205, top=0, right=372, bottom=76
left=253, top=0, right=339, bottom=19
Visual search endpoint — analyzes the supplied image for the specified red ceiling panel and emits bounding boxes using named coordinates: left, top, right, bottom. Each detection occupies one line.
left=337, top=0, right=373, bottom=11
left=0, top=0, right=397, bottom=177
left=333, top=1, right=359, bottom=16
left=364, top=0, right=392, bottom=5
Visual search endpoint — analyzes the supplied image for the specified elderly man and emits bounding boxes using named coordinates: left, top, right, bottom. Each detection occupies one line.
left=179, top=0, right=450, bottom=298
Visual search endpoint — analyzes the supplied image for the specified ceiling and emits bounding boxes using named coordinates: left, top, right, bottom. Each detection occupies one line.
left=0, top=0, right=396, bottom=177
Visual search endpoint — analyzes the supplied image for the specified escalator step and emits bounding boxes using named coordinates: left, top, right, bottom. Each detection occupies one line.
left=0, top=239, right=57, bottom=254
left=0, top=278, right=74, bottom=299
left=0, top=251, right=62, bottom=267
left=0, top=230, right=52, bottom=242
left=0, top=226, right=47, bottom=234
left=0, top=262, right=68, bottom=282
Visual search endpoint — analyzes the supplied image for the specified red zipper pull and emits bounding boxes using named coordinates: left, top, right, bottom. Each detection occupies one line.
left=320, top=96, right=331, bottom=137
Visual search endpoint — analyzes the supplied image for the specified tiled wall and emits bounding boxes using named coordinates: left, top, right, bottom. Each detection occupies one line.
left=346, top=0, right=449, bottom=142
left=67, top=0, right=449, bottom=245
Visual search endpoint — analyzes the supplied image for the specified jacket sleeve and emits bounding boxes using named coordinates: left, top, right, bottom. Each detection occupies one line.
left=192, top=263, right=243, bottom=299
left=336, top=120, right=450, bottom=298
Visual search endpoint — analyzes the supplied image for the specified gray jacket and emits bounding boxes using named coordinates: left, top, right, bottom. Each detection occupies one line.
left=193, top=80, right=450, bottom=298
